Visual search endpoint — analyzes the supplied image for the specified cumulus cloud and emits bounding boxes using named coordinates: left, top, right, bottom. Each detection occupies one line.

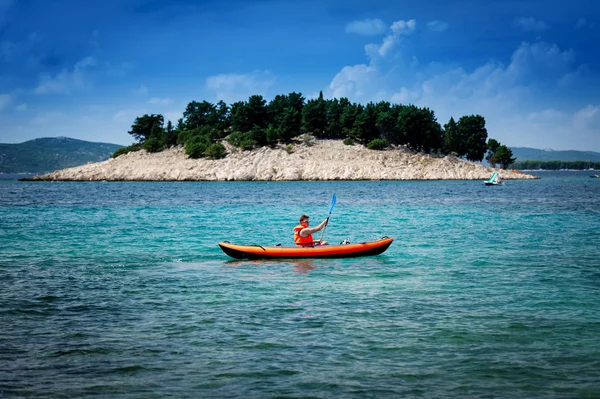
left=329, top=64, right=378, bottom=100
left=35, top=56, right=97, bottom=94
left=513, top=17, right=550, bottom=32
left=326, top=33, right=597, bottom=149
left=0, top=93, right=11, bottom=110
left=205, top=70, right=275, bottom=103
left=374, top=19, right=416, bottom=58
left=426, top=20, right=449, bottom=32
left=345, top=19, right=387, bottom=35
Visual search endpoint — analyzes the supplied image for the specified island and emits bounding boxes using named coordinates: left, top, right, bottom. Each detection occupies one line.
left=23, top=92, right=537, bottom=181
left=25, top=138, right=535, bottom=181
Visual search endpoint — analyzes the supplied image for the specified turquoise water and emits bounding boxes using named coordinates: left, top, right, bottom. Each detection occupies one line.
left=1, top=172, right=599, bottom=397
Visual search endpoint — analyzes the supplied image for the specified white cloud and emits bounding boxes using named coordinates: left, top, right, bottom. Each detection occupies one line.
left=329, top=64, right=377, bottom=100
left=391, top=19, right=416, bottom=34
left=513, top=17, right=550, bottom=32
left=147, top=97, right=172, bottom=105
left=325, top=35, right=598, bottom=149
left=345, top=19, right=387, bottom=35
left=35, top=56, right=97, bottom=94
left=205, top=70, right=275, bottom=103
left=506, top=42, right=576, bottom=84
left=426, top=21, right=449, bottom=32
left=376, top=19, right=416, bottom=57
left=0, top=93, right=11, bottom=110
left=15, top=103, right=27, bottom=111
left=573, top=105, right=600, bottom=130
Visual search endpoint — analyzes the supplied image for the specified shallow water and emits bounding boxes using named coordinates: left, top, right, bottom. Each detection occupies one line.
left=1, top=172, right=599, bottom=397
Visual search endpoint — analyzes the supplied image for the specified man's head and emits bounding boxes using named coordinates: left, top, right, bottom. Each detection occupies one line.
left=299, top=214, right=310, bottom=226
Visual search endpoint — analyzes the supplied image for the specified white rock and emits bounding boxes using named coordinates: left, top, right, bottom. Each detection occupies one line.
left=30, top=140, right=538, bottom=181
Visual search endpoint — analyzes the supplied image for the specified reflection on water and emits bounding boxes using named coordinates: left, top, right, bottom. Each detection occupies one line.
left=224, top=258, right=318, bottom=274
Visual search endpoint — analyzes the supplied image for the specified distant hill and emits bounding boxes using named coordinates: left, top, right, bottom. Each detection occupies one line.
left=510, top=147, right=600, bottom=162
left=0, top=137, right=123, bottom=174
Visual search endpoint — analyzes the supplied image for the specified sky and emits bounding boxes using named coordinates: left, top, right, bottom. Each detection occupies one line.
left=0, top=0, right=599, bottom=151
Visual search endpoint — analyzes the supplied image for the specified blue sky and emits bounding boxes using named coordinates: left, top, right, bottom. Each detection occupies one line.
left=0, top=0, right=599, bottom=151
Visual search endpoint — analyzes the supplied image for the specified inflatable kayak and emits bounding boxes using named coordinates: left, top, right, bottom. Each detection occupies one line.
left=219, top=237, right=393, bottom=260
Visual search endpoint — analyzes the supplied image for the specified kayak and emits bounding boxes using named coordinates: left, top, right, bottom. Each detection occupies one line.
left=219, top=237, right=394, bottom=260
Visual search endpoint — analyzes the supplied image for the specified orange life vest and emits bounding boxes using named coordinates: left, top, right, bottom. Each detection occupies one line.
left=293, top=225, right=313, bottom=246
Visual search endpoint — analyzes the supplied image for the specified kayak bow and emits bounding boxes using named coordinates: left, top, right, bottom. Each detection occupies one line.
left=218, top=237, right=393, bottom=260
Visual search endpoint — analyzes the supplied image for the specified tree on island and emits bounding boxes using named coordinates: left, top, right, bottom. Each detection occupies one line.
left=493, top=145, right=516, bottom=169
left=486, top=139, right=501, bottom=167
left=116, top=93, right=502, bottom=162
left=485, top=139, right=515, bottom=169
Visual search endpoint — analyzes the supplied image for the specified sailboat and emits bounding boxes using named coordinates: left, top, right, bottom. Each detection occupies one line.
left=484, top=172, right=503, bottom=186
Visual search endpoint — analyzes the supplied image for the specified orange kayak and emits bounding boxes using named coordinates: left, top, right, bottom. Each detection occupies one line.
left=219, top=237, right=393, bottom=259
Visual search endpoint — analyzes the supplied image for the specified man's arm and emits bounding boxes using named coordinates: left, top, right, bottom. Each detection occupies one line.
left=299, top=219, right=328, bottom=237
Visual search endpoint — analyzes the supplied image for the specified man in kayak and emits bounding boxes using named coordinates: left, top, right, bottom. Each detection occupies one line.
left=293, top=214, right=329, bottom=246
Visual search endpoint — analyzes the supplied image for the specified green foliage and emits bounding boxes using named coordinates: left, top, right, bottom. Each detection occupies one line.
left=395, top=106, right=442, bottom=153
left=185, top=135, right=211, bottom=159
left=485, top=138, right=501, bottom=167
left=122, top=93, right=503, bottom=165
left=142, top=137, right=162, bottom=153
left=129, top=114, right=164, bottom=143
left=111, top=143, right=141, bottom=158
left=162, top=121, right=177, bottom=148
left=442, top=117, right=459, bottom=155
left=302, top=91, right=327, bottom=137
left=493, top=145, right=516, bottom=169
left=277, top=107, right=301, bottom=142
left=340, top=100, right=359, bottom=138
left=231, top=95, right=268, bottom=133
left=376, top=103, right=402, bottom=144
left=266, top=124, right=278, bottom=145
left=510, top=160, right=600, bottom=170
left=459, top=115, right=488, bottom=162
left=204, top=142, right=226, bottom=159
left=177, top=130, right=191, bottom=146
left=343, top=137, right=355, bottom=145
left=367, top=138, right=388, bottom=150
left=182, top=100, right=230, bottom=134
left=227, top=131, right=256, bottom=150
left=353, top=103, right=379, bottom=144
left=249, top=125, right=267, bottom=146
left=324, top=98, right=344, bottom=139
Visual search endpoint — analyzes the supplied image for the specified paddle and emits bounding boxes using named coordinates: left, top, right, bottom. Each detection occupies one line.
left=318, top=193, right=336, bottom=245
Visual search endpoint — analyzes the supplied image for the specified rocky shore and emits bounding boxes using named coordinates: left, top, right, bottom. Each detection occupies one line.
left=25, top=139, right=537, bottom=181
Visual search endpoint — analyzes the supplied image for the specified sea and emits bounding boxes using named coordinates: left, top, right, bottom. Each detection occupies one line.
left=1, top=171, right=599, bottom=398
